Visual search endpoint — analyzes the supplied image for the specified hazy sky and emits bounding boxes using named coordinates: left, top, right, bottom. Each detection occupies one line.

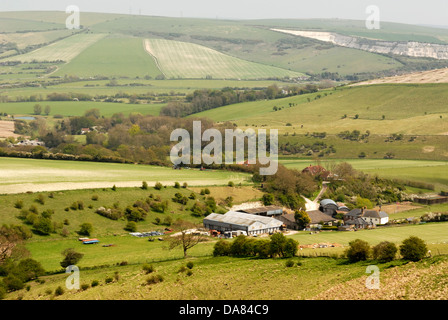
left=1, top=0, right=448, bottom=26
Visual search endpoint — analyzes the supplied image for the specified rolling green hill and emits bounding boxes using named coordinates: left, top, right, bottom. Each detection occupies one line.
left=54, top=37, right=162, bottom=78
left=192, top=84, right=448, bottom=135
left=144, top=38, right=303, bottom=80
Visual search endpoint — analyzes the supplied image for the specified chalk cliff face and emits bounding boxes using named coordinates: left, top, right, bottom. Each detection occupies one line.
left=272, top=29, right=448, bottom=59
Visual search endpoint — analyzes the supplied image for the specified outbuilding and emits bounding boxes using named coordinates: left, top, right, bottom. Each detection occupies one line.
left=203, top=211, right=283, bottom=236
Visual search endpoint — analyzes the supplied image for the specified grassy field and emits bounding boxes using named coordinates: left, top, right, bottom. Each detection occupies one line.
left=0, top=100, right=164, bottom=117
left=193, top=84, right=448, bottom=135
left=144, top=38, right=304, bottom=80
left=54, top=37, right=161, bottom=78
left=0, top=157, right=252, bottom=194
left=280, top=158, right=448, bottom=191
left=1, top=33, right=106, bottom=63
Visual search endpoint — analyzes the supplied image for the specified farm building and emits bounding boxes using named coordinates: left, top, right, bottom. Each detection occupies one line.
left=301, top=165, right=333, bottom=179
left=344, top=208, right=389, bottom=226
left=276, top=209, right=337, bottom=230
left=319, top=199, right=350, bottom=216
left=237, top=205, right=283, bottom=217
left=203, top=211, right=283, bottom=236
left=414, top=195, right=448, bottom=205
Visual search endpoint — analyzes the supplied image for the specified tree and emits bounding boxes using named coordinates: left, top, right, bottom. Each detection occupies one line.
left=167, top=220, right=206, bottom=258
left=0, top=225, right=31, bottom=264
left=60, top=248, right=84, bottom=268
left=78, top=223, right=93, bottom=236
left=373, top=241, right=397, bottom=262
left=399, top=236, right=427, bottom=262
left=44, top=105, right=51, bottom=116
left=269, top=233, right=287, bottom=258
left=294, top=210, right=310, bottom=230
left=345, top=239, right=370, bottom=262
left=33, top=104, right=42, bottom=115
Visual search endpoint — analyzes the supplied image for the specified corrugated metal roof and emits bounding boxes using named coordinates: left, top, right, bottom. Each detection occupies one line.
left=204, top=211, right=283, bottom=228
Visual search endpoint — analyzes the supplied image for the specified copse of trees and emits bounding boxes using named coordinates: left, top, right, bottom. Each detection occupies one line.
left=344, top=236, right=427, bottom=263
left=213, top=233, right=298, bottom=259
left=160, top=84, right=319, bottom=118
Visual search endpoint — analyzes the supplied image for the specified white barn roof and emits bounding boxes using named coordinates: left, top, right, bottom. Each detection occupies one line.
left=204, top=211, right=283, bottom=229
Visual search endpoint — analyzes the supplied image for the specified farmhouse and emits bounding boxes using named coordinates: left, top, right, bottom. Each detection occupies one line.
left=237, top=205, right=283, bottom=217
left=203, top=211, right=283, bottom=236
left=344, top=208, right=389, bottom=227
left=276, top=209, right=337, bottom=230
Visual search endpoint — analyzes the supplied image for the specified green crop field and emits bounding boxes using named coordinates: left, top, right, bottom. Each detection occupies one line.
left=144, top=38, right=304, bottom=80
left=0, top=157, right=252, bottom=194
left=1, top=33, right=106, bottom=63
left=54, top=37, right=161, bottom=78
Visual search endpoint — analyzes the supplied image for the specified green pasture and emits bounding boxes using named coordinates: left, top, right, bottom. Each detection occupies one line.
left=0, top=100, right=164, bottom=117
left=194, top=84, right=448, bottom=135
left=0, top=157, right=251, bottom=194
left=280, top=158, right=448, bottom=191
left=54, top=37, right=161, bottom=78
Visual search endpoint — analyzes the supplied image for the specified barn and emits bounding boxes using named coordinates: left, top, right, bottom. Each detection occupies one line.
left=237, top=205, right=283, bottom=217
left=203, top=211, right=283, bottom=236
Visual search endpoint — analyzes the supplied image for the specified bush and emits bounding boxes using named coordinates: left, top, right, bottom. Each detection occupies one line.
left=91, top=280, right=99, bottom=287
left=141, top=181, right=148, bottom=190
left=213, top=239, right=231, bottom=256
left=105, top=276, right=113, bottom=284
left=81, top=283, right=89, bottom=290
left=186, top=261, right=194, bottom=269
left=124, top=221, right=137, bottom=232
left=146, top=274, right=164, bottom=285
left=14, top=200, right=24, bottom=209
left=78, top=223, right=93, bottom=236
left=399, top=236, right=428, bottom=262
left=154, top=182, right=163, bottom=190
left=174, top=181, right=180, bottom=188
left=346, top=239, right=371, bottom=262
left=54, top=286, right=64, bottom=296
left=91, top=195, right=99, bottom=201
left=285, top=259, right=295, bottom=268
left=142, top=264, right=155, bottom=274
left=372, top=241, right=397, bottom=262
left=228, top=181, right=234, bottom=187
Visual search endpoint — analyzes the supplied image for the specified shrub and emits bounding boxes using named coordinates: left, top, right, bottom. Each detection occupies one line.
left=399, top=236, right=428, bottom=262
left=78, top=223, right=93, bottom=236
left=186, top=270, right=193, bottom=276
left=124, top=221, right=137, bottom=232
left=91, top=280, right=99, bottom=287
left=91, top=195, right=99, bottom=201
left=285, top=259, right=295, bottom=267
left=142, top=264, right=155, bottom=274
left=228, top=181, right=234, bottom=187
left=14, top=200, right=24, bottom=209
left=141, top=181, right=148, bottom=190
left=186, top=261, right=194, bottom=269
left=81, top=283, right=89, bottom=290
left=35, top=194, right=45, bottom=205
left=146, top=274, right=164, bottom=285
left=105, top=276, right=113, bottom=284
left=154, top=182, right=163, bottom=190
left=54, top=286, right=64, bottom=296
left=346, top=239, right=371, bottom=262
left=372, top=241, right=397, bottom=262
left=213, top=239, right=231, bottom=256
left=174, top=181, right=180, bottom=188
left=182, top=182, right=188, bottom=188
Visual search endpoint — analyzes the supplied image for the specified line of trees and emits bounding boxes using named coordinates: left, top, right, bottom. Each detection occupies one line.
left=160, top=84, right=319, bottom=117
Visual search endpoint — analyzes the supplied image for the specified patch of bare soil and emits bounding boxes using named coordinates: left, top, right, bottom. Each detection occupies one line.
left=0, top=120, right=20, bottom=138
